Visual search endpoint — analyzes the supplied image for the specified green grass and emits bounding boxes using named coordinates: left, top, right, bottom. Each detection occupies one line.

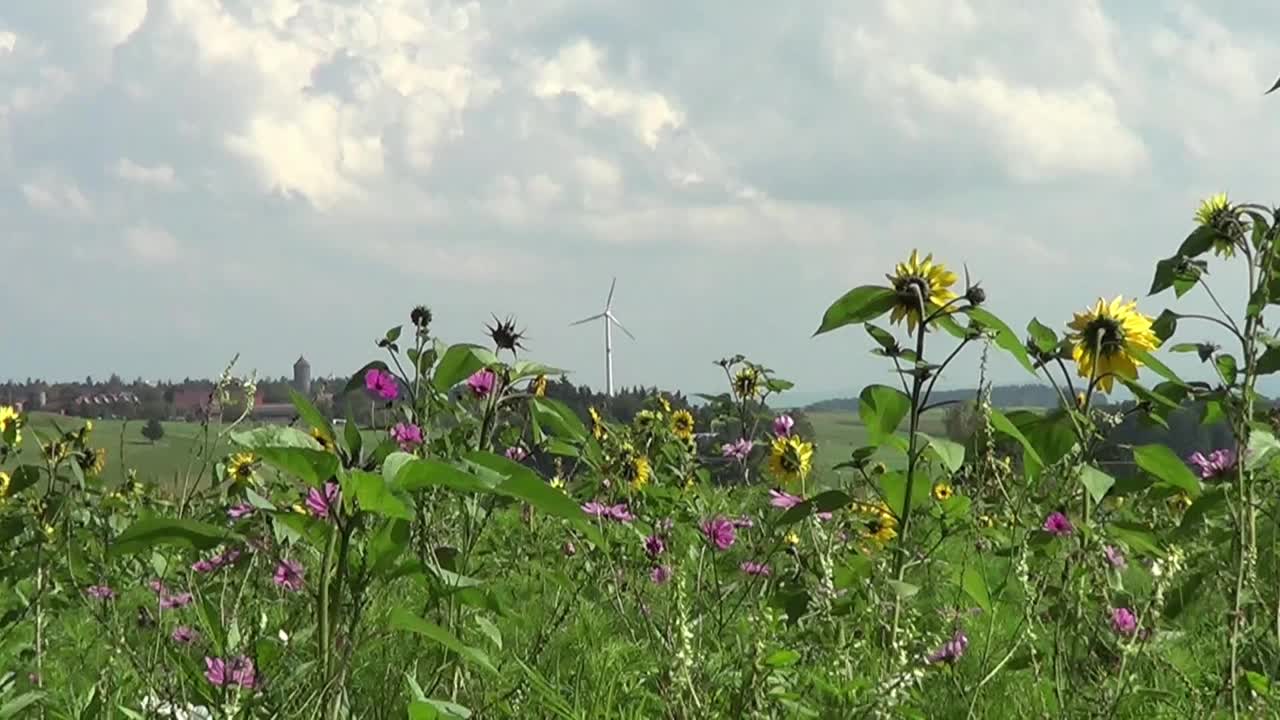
left=806, top=408, right=950, bottom=486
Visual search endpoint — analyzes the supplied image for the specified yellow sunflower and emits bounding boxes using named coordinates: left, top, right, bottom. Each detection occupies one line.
left=784, top=530, right=801, bottom=546
left=670, top=410, right=695, bottom=440
left=932, top=483, right=954, bottom=502
left=626, top=454, right=652, bottom=491
left=531, top=374, right=548, bottom=397
left=1065, top=296, right=1160, bottom=394
left=885, top=249, right=960, bottom=334
left=0, top=471, right=9, bottom=498
left=768, top=436, right=814, bottom=487
left=1167, top=492, right=1193, bottom=515
left=226, top=452, right=257, bottom=484
left=732, top=367, right=761, bottom=400
left=588, top=407, right=607, bottom=440
left=862, top=508, right=898, bottom=546
left=657, top=396, right=672, bottom=414
left=0, top=405, right=22, bottom=445
left=633, top=409, right=660, bottom=434
left=1194, top=193, right=1237, bottom=258
left=310, top=427, right=335, bottom=452
left=977, top=514, right=995, bottom=529
left=78, top=447, right=107, bottom=477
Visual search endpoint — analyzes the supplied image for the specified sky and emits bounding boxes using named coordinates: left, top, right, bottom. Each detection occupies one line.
left=2, top=0, right=1279, bottom=402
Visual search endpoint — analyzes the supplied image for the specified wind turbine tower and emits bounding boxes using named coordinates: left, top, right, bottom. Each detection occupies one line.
left=570, top=277, right=635, bottom=396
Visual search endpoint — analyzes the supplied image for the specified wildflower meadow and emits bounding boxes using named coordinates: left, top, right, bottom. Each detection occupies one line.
left=5, top=195, right=1280, bottom=718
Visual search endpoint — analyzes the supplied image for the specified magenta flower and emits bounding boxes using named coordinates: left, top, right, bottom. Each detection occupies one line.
left=1110, top=607, right=1138, bottom=637
left=927, top=630, right=969, bottom=664
left=1187, top=448, right=1236, bottom=481
left=773, top=415, right=795, bottom=437
left=204, top=657, right=228, bottom=686
left=606, top=504, right=634, bottom=523
left=205, top=656, right=257, bottom=689
left=1104, top=545, right=1126, bottom=569
left=768, top=489, right=803, bottom=509
left=644, top=535, right=666, bottom=557
left=740, top=561, right=771, bottom=577
left=390, top=422, right=424, bottom=452
left=364, top=368, right=399, bottom=401
left=504, top=445, right=529, bottom=462
left=273, top=560, right=305, bottom=592
left=466, top=369, right=497, bottom=398
left=172, top=626, right=200, bottom=644
left=582, top=502, right=608, bottom=518
left=701, top=517, right=736, bottom=551
left=148, top=579, right=167, bottom=594
left=227, top=503, right=255, bottom=520
left=84, top=585, right=115, bottom=600
left=229, top=656, right=257, bottom=689
left=306, top=481, right=341, bottom=520
left=650, top=565, right=672, bottom=584
left=160, top=592, right=194, bottom=610
left=721, top=438, right=753, bottom=461
left=1042, top=512, right=1074, bottom=537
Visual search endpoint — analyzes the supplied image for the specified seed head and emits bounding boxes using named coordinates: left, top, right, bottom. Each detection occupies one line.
left=485, top=315, right=527, bottom=354
left=410, top=305, right=433, bottom=331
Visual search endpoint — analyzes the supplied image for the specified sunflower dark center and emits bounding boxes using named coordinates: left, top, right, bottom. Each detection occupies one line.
left=1085, top=317, right=1125, bottom=355
left=896, top=276, right=931, bottom=304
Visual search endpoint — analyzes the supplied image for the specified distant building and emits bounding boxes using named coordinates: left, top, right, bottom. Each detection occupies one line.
left=249, top=402, right=297, bottom=424
left=170, top=385, right=265, bottom=421
left=294, top=356, right=311, bottom=396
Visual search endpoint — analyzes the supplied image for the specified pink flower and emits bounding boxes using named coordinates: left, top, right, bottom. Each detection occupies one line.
left=504, top=445, right=528, bottom=462
left=148, top=579, right=167, bottom=594
left=721, top=438, right=754, bottom=461
left=701, top=517, right=736, bottom=551
left=160, top=592, right=194, bottom=610
left=644, top=535, right=666, bottom=557
left=273, top=560, right=305, bottom=592
left=927, top=630, right=969, bottom=664
left=606, top=504, right=634, bottom=523
left=191, top=559, right=216, bottom=574
left=84, top=585, right=115, bottom=600
left=204, top=657, right=228, bottom=687
left=773, top=415, right=795, bottom=437
left=390, top=423, right=423, bottom=452
left=650, top=565, right=672, bottom=584
left=227, top=503, right=255, bottom=520
left=740, top=561, right=771, bottom=577
left=768, top=489, right=804, bottom=509
left=172, top=626, right=199, bottom=644
left=306, top=481, right=341, bottom=520
left=582, top=502, right=608, bottom=518
left=364, top=368, right=399, bottom=401
left=205, top=656, right=256, bottom=689
left=466, top=369, right=497, bottom=398
left=1187, top=448, right=1236, bottom=480
left=229, top=656, right=257, bottom=689
left=1042, top=512, right=1074, bottom=537
left=1104, top=545, right=1126, bottom=569
left=1110, top=607, right=1138, bottom=637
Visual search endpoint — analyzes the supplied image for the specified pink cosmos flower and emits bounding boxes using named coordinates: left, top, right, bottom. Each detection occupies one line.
left=1104, top=545, right=1126, bottom=569
left=192, top=548, right=242, bottom=574
left=364, top=368, right=399, bottom=401
left=172, top=626, right=200, bottom=644
left=306, top=481, right=341, bottom=520
left=160, top=592, right=194, bottom=610
left=505, top=445, right=528, bottom=462
left=204, top=657, right=228, bottom=686
left=1042, top=512, right=1074, bottom=537
left=644, top=535, right=666, bottom=557
left=701, top=517, right=736, bottom=551
left=1187, top=448, right=1236, bottom=481
left=205, top=656, right=257, bottom=689
left=227, top=503, right=255, bottom=520
left=740, top=561, right=771, bottom=577
left=273, top=560, right=305, bottom=592
left=927, top=630, right=969, bottom=664
left=229, top=656, right=257, bottom=689
left=85, top=585, right=115, bottom=600
left=721, top=438, right=753, bottom=461
left=606, top=504, right=634, bottom=523
left=768, top=489, right=833, bottom=521
left=466, top=369, right=497, bottom=398
left=390, top=422, right=423, bottom=452
left=148, top=579, right=167, bottom=594
left=582, top=502, right=608, bottom=518
left=650, top=565, right=672, bottom=584
left=1110, top=607, right=1138, bottom=637
left=773, top=415, right=795, bottom=437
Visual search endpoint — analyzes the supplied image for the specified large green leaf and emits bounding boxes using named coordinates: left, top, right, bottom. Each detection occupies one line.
left=368, top=518, right=410, bottom=577
left=1109, top=522, right=1164, bottom=557
left=960, top=565, right=993, bottom=614
left=433, top=344, right=499, bottom=392
left=465, top=452, right=601, bottom=543
left=920, top=433, right=965, bottom=473
left=1132, top=444, right=1201, bottom=497
left=1019, top=410, right=1077, bottom=468
left=988, top=409, right=1043, bottom=472
left=530, top=398, right=587, bottom=441
left=813, top=286, right=898, bottom=336
left=229, top=426, right=319, bottom=450
left=0, top=691, right=44, bottom=718
left=1247, top=428, right=1280, bottom=471
left=1079, top=465, right=1115, bottom=504
left=255, top=446, right=339, bottom=488
left=389, top=608, right=498, bottom=675
left=1130, top=348, right=1184, bottom=386
left=345, top=470, right=414, bottom=520
left=966, top=307, right=1035, bottom=373
left=288, top=389, right=333, bottom=439
left=858, top=385, right=911, bottom=443
left=393, top=457, right=499, bottom=494
left=111, top=518, right=240, bottom=556
left=777, top=490, right=851, bottom=525
left=1026, top=318, right=1059, bottom=355
left=877, top=471, right=931, bottom=520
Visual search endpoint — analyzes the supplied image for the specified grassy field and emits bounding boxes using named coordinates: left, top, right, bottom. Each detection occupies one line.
left=805, top=407, right=950, bottom=485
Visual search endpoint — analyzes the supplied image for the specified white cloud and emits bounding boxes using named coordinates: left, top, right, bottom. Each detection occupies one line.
left=123, top=225, right=180, bottom=265
left=114, top=158, right=180, bottom=190
left=21, top=173, right=92, bottom=218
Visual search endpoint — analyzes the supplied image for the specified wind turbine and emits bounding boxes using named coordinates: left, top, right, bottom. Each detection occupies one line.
left=570, top=277, right=635, bottom=396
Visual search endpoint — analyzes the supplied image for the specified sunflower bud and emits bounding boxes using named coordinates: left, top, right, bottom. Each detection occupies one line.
left=965, top=284, right=986, bottom=306
left=410, top=305, right=433, bottom=331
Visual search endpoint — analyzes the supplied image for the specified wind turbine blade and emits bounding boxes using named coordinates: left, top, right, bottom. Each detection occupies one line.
left=569, top=313, right=606, bottom=326
left=606, top=277, right=617, bottom=309
left=607, top=313, right=636, bottom=340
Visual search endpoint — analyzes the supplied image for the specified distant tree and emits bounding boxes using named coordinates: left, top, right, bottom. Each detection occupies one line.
left=142, top=418, right=165, bottom=444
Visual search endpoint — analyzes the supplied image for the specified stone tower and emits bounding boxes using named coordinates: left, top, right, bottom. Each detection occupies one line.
left=293, top=356, right=311, bottom=396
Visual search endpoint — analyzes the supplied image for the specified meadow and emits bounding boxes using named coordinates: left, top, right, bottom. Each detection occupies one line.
left=2, top=195, right=1280, bottom=719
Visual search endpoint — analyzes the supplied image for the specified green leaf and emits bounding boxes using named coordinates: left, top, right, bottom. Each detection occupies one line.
left=1215, top=354, right=1238, bottom=385
left=1110, top=522, right=1164, bottom=557
left=409, top=699, right=471, bottom=720
left=229, top=426, right=318, bottom=450
left=342, top=408, right=362, bottom=460
left=1149, top=257, right=1180, bottom=296
left=858, top=385, right=911, bottom=443
left=1131, top=348, right=1184, bottom=386
left=464, top=452, right=603, bottom=545
left=389, top=608, right=498, bottom=675
left=1178, top=487, right=1228, bottom=535
left=921, top=433, right=965, bottom=473
left=368, top=518, right=410, bottom=577
left=777, top=490, right=851, bottom=525
left=886, top=580, right=919, bottom=598
left=1246, top=428, right=1280, bottom=471
left=764, top=649, right=801, bottom=668
left=1079, top=465, right=1115, bottom=504
left=966, top=307, right=1035, bottom=373
left=813, top=286, right=898, bottom=336
left=393, top=458, right=497, bottom=494
left=1132, top=444, right=1201, bottom=497
left=345, top=471, right=414, bottom=520
left=111, top=518, right=239, bottom=556
left=877, top=471, right=930, bottom=520
left=255, top=447, right=339, bottom=489
left=1268, top=75, right=1280, bottom=94
left=988, top=409, right=1043, bottom=470
left=474, top=616, right=503, bottom=651
left=960, top=566, right=992, bottom=614
left=1019, top=410, right=1077, bottom=469
left=1245, top=670, right=1271, bottom=697
left=288, top=389, right=332, bottom=440
left=529, top=398, right=587, bottom=441
left=433, top=344, right=499, bottom=392
left=1177, top=224, right=1219, bottom=258
left=341, top=361, right=390, bottom=396
left=1026, top=318, right=1058, bottom=355
left=1258, top=346, right=1280, bottom=376
left=865, top=323, right=898, bottom=351
left=1151, top=309, right=1178, bottom=343
left=0, top=691, right=44, bottom=718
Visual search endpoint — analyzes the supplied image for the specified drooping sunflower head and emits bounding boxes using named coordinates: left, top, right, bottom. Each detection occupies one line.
left=1167, top=492, right=1193, bottom=515
left=1065, top=296, right=1160, bottom=394
left=1194, top=193, right=1241, bottom=257
left=226, top=452, right=258, bottom=484
left=670, top=410, right=695, bottom=440
left=860, top=504, right=899, bottom=546
left=885, top=249, right=960, bottom=334
left=732, top=367, right=761, bottom=400
left=588, top=407, right=608, bottom=440
left=768, top=436, right=814, bottom=487
left=932, top=483, right=954, bottom=502
left=633, top=409, right=660, bottom=434
left=77, top=447, right=107, bottom=477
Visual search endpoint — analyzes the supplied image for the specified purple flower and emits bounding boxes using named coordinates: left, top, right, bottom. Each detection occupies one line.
left=160, top=592, right=194, bottom=610
left=306, top=481, right=341, bottom=520
left=927, top=630, right=969, bottom=664
left=172, top=626, right=200, bottom=644
left=650, top=565, right=672, bottom=584
left=1187, top=448, right=1236, bottom=481
left=229, top=656, right=257, bottom=689
left=644, top=534, right=666, bottom=557
left=204, top=657, right=228, bottom=687
left=740, top=561, right=771, bottom=577
left=148, top=579, right=167, bottom=594
left=205, top=656, right=256, bottom=689
left=390, top=422, right=423, bottom=452
left=606, top=504, right=634, bottom=523
left=768, top=489, right=804, bottom=509
left=721, top=438, right=753, bottom=461
left=582, top=501, right=608, bottom=518
left=1042, top=512, right=1074, bottom=537
left=773, top=415, right=795, bottom=437
left=466, top=369, right=497, bottom=398
left=227, top=503, right=255, bottom=520
left=1110, top=607, right=1138, bottom=637
left=273, top=560, right=305, bottom=592
left=1104, top=545, right=1126, bottom=569
left=84, top=585, right=115, bottom=600
left=505, top=445, right=529, bottom=462
left=364, top=368, right=399, bottom=401
left=701, top=517, right=736, bottom=551
left=192, top=546, right=244, bottom=575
